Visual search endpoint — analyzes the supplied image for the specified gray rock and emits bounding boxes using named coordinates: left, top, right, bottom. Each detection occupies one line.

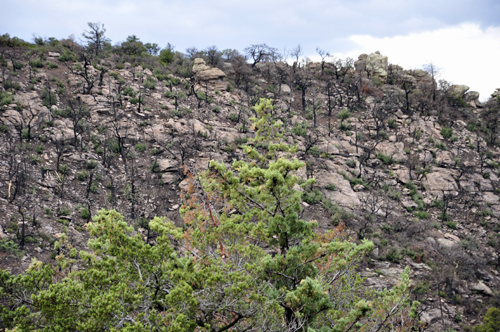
left=354, top=51, right=388, bottom=79
left=158, top=159, right=179, bottom=172
left=196, top=67, right=226, bottom=81
left=192, top=58, right=211, bottom=73
left=450, top=84, right=469, bottom=97
left=422, top=168, right=458, bottom=196
left=161, top=173, right=178, bottom=184
left=470, top=281, right=494, bottom=296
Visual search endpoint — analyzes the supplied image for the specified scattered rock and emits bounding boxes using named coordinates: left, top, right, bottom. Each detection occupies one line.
left=470, top=281, right=494, bottom=296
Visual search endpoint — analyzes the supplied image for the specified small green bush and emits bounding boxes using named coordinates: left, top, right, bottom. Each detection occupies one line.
left=29, top=59, right=44, bottom=68
left=387, top=118, right=396, bottom=129
left=58, top=208, right=70, bottom=216
left=441, top=127, right=453, bottom=139
left=385, top=248, right=402, bottom=263
left=135, top=143, right=146, bottom=152
left=435, top=141, right=447, bottom=150
left=446, top=221, right=457, bottom=229
left=337, top=109, right=351, bottom=122
left=80, top=208, right=90, bottom=219
left=228, top=113, right=238, bottom=122
left=375, top=152, right=394, bottom=165
left=90, top=182, right=99, bottom=194
left=346, top=159, right=356, bottom=168
left=59, top=164, right=69, bottom=175
left=47, top=62, right=58, bottom=69
left=143, top=77, right=156, bottom=90
left=58, top=50, right=75, bottom=62
left=41, top=88, right=57, bottom=107
left=85, top=160, right=98, bottom=169
left=77, top=171, right=88, bottom=181
left=303, top=188, right=323, bottom=205
left=150, top=161, right=160, bottom=173
left=0, top=91, right=13, bottom=106
left=414, top=211, right=429, bottom=219
left=325, top=184, right=336, bottom=191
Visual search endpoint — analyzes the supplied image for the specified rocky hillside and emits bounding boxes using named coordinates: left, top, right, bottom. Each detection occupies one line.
left=1, top=35, right=500, bottom=330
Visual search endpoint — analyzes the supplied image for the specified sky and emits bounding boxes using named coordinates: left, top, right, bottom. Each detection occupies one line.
left=2, top=0, right=500, bottom=101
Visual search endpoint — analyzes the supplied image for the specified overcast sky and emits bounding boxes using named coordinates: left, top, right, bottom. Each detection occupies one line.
left=2, top=0, right=499, bottom=100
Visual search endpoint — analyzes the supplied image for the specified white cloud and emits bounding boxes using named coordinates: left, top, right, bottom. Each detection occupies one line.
left=332, top=23, right=500, bottom=101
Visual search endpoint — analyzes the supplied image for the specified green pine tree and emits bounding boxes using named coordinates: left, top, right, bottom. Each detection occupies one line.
left=0, top=99, right=419, bottom=331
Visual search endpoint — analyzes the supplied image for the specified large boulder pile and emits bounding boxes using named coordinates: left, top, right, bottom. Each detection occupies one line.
left=192, top=58, right=226, bottom=90
left=354, top=51, right=388, bottom=81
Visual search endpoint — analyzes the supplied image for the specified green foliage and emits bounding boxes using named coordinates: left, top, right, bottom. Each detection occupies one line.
left=473, top=307, right=500, bottom=332
left=375, top=152, right=395, bottom=165
left=446, top=221, right=457, bottom=229
left=29, top=58, right=44, bottom=68
left=441, top=127, right=453, bottom=139
left=0, top=99, right=417, bottom=332
left=0, top=91, right=13, bottom=106
left=80, top=208, right=90, bottom=219
left=150, top=161, right=160, bottom=173
left=3, top=80, right=21, bottom=91
left=58, top=50, right=75, bottom=62
left=85, top=160, right=98, bottom=169
left=143, top=76, right=156, bottom=90
left=41, top=88, right=57, bottom=107
left=228, top=113, right=238, bottom=122
left=435, top=141, right=447, bottom=150
left=325, top=183, right=337, bottom=191
left=412, top=280, right=430, bottom=294
left=385, top=247, right=402, bottom=263
left=47, top=62, right=58, bottom=69
left=338, top=109, right=351, bottom=122
left=303, top=188, right=323, bottom=205
left=387, top=118, right=396, bottom=129
left=0, top=123, right=8, bottom=133
left=159, top=48, right=175, bottom=65
left=135, top=143, right=146, bottom=152
left=0, top=239, right=23, bottom=258
left=59, top=164, right=69, bottom=175
left=414, top=211, right=429, bottom=219
left=77, top=171, right=88, bottom=181
left=291, top=121, right=310, bottom=137
left=58, top=207, right=70, bottom=216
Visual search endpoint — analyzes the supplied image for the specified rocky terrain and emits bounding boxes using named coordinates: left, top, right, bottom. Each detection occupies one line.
left=1, top=35, right=500, bottom=330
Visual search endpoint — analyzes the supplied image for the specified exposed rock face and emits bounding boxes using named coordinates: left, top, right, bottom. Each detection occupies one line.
left=465, top=91, right=480, bottom=102
left=354, top=51, right=388, bottom=80
left=192, top=58, right=226, bottom=90
left=449, top=84, right=469, bottom=97
left=491, top=88, right=500, bottom=98
left=196, top=68, right=226, bottom=81
left=192, top=58, right=225, bottom=80
left=375, top=142, right=406, bottom=162
left=316, top=171, right=361, bottom=206
left=422, top=168, right=458, bottom=196
left=158, top=159, right=178, bottom=172
left=470, top=281, right=494, bottom=296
